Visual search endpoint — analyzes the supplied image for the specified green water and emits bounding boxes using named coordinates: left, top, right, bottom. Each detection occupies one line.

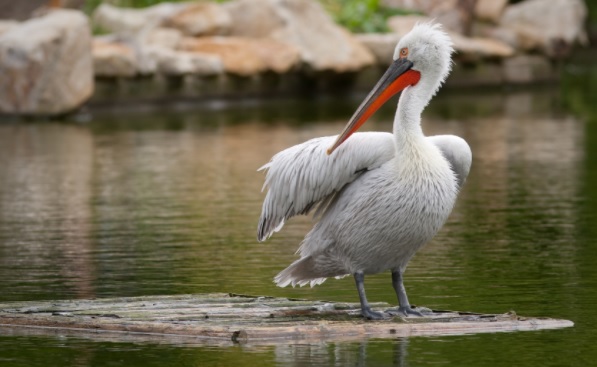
left=1, top=60, right=597, bottom=366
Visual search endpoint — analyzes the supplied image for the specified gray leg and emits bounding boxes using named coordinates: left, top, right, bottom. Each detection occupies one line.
left=354, top=272, right=385, bottom=320
left=388, top=270, right=423, bottom=317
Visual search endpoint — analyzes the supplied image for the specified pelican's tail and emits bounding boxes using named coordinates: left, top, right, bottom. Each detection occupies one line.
left=274, top=256, right=328, bottom=288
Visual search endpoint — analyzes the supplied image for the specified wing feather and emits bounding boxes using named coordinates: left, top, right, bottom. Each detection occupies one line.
left=257, top=132, right=395, bottom=241
left=428, top=135, right=472, bottom=189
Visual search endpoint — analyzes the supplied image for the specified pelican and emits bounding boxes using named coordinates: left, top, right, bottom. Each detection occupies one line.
left=257, top=23, right=472, bottom=319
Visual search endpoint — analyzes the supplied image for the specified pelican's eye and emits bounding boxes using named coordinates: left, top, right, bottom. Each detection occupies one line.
left=399, top=47, right=408, bottom=58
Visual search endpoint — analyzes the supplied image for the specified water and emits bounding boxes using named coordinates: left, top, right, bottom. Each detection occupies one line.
left=1, top=60, right=597, bottom=366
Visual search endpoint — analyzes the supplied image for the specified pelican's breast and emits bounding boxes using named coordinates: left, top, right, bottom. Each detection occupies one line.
left=333, top=142, right=457, bottom=272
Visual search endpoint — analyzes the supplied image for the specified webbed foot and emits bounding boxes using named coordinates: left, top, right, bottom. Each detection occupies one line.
left=386, top=306, right=428, bottom=317
left=361, top=307, right=387, bottom=320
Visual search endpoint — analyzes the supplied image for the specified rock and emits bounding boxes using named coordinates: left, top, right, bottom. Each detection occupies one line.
left=145, top=27, right=184, bottom=49
left=0, top=1, right=47, bottom=21
left=180, top=37, right=265, bottom=76
left=450, top=32, right=514, bottom=61
left=92, top=3, right=187, bottom=37
left=93, top=38, right=138, bottom=78
left=387, top=15, right=433, bottom=37
left=474, top=0, right=508, bottom=24
left=0, top=9, right=93, bottom=115
left=355, top=33, right=401, bottom=65
left=224, top=0, right=374, bottom=72
left=163, top=2, right=231, bottom=36
left=247, top=38, right=302, bottom=74
left=381, top=0, right=474, bottom=34
left=365, top=19, right=514, bottom=64
left=146, top=46, right=223, bottom=76
left=179, top=36, right=300, bottom=75
left=499, top=0, right=588, bottom=57
left=0, top=20, right=19, bottom=36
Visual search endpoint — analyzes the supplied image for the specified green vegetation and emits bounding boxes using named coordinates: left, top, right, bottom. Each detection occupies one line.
left=321, top=0, right=417, bottom=33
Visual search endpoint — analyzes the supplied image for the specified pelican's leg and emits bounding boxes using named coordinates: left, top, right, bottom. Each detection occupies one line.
left=387, top=270, right=424, bottom=317
left=354, top=272, right=385, bottom=320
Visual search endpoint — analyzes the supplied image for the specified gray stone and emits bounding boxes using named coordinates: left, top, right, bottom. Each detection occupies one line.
left=179, top=36, right=301, bottom=75
left=0, top=20, right=19, bottom=36
left=163, top=2, right=231, bottom=36
left=92, top=3, right=187, bottom=37
left=245, top=38, right=302, bottom=74
left=145, top=27, right=184, bottom=49
left=387, top=15, right=432, bottom=37
left=474, top=0, right=508, bottom=23
left=93, top=38, right=138, bottom=78
left=146, top=46, right=223, bottom=76
left=372, top=16, right=514, bottom=64
left=355, top=33, right=401, bottom=65
left=0, top=10, right=93, bottom=115
left=382, top=0, right=472, bottom=34
left=224, top=0, right=374, bottom=72
left=450, top=32, right=514, bottom=61
left=499, top=0, right=587, bottom=57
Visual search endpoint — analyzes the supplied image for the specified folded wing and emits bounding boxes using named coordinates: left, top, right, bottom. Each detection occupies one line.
left=427, top=135, right=472, bottom=189
left=257, top=132, right=395, bottom=241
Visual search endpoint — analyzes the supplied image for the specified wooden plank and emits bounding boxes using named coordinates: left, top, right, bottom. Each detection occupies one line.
left=0, top=293, right=573, bottom=345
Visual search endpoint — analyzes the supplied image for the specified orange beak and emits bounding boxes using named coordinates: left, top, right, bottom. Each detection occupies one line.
left=327, top=58, right=421, bottom=155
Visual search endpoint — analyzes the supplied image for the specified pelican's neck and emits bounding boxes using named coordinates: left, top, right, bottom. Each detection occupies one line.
left=394, top=84, right=431, bottom=150
left=394, top=69, right=447, bottom=150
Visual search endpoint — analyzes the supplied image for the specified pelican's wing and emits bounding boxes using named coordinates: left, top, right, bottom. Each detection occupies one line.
left=428, top=135, right=472, bottom=189
left=257, top=132, right=395, bottom=241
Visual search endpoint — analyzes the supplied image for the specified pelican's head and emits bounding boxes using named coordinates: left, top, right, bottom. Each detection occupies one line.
left=327, top=22, right=454, bottom=155
left=394, top=22, right=453, bottom=97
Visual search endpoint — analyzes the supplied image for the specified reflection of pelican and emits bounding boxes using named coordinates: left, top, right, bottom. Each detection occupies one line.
left=257, top=23, right=472, bottom=319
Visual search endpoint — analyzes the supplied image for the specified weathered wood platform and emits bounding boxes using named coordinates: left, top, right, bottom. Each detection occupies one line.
left=0, top=293, right=573, bottom=345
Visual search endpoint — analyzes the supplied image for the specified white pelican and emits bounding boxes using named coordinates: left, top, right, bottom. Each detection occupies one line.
left=257, top=23, right=472, bottom=319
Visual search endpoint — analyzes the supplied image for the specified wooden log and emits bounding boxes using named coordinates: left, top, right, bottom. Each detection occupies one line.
left=0, top=293, right=573, bottom=345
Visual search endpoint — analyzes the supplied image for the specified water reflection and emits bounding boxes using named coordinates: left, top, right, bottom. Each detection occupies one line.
left=0, top=124, right=95, bottom=300
left=0, top=88, right=587, bottom=304
left=273, top=338, right=410, bottom=367
left=0, top=82, right=596, bottom=366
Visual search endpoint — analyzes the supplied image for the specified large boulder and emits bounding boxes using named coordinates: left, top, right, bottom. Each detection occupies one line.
left=145, top=27, right=184, bottom=49
left=387, top=15, right=432, bottom=37
left=381, top=0, right=474, bottom=34
left=450, top=32, right=514, bottom=61
left=0, top=10, right=93, bottom=115
left=358, top=27, right=513, bottom=65
left=355, top=33, right=401, bottom=65
left=93, top=38, right=138, bottom=78
left=92, top=2, right=187, bottom=37
left=223, top=0, right=374, bottom=72
left=163, top=2, right=231, bottom=36
left=474, top=0, right=508, bottom=24
left=245, top=38, right=302, bottom=74
left=146, top=46, right=223, bottom=76
left=498, top=0, right=587, bottom=57
left=92, top=38, right=224, bottom=77
left=0, top=20, right=18, bottom=36
left=179, top=36, right=301, bottom=75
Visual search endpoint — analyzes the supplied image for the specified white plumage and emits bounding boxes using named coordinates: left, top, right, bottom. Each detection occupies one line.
left=257, top=23, right=472, bottom=319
